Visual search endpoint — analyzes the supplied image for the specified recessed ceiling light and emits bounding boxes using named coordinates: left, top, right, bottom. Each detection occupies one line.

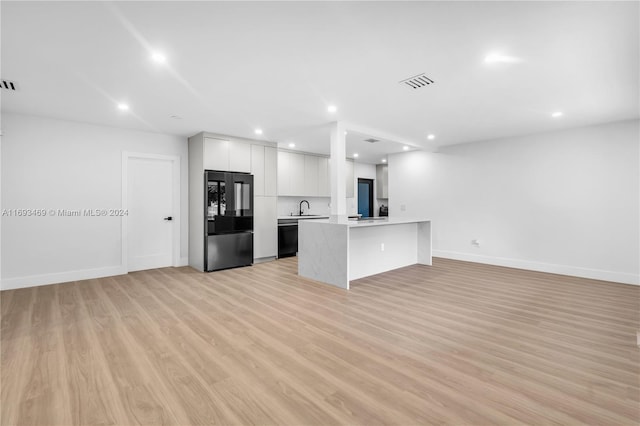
left=484, top=52, right=521, bottom=64
left=353, top=153, right=359, bottom=158
left=151, top=51, right=167, bottom=64
left=254, top=128, right=263, bottom=135
left=117, top=103, right=129, bottom=111
left=427, top=134, right=435, bottom=140
left=551, top=111, right=564, bottom=118
left=327, top=105, right=337, bottom=113
left=382, top=158, right=387, bottom=163
left=344, top=131, right=348, bottom=135
left=288, top=142, right=295, bottom=148
left=403, top=146, right=409, bottom=151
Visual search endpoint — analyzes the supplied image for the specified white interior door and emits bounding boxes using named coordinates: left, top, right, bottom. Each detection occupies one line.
left=127, top=157, right=174, bottom=272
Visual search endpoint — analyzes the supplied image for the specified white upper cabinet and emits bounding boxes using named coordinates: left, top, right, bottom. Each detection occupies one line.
left=318, top=157, right=330, bottom=197
left=204, top=137, right=251, bottom=173
left=304, top=155, right=319, bottom=196
left=251, top=144, right=265, bottom=196
left=277, top=151, right=305, bottom=196
left=279, top=152, right=352, bottom=197
left=346, top=159, right=354, bottom=198
left=277, top=151, right=291, bottom=195
left=289, top=153, right=305, bottom=196
left=204, top=138, right=229, bottom=171
left=252, top=145, right=278, bottom=197
left=376, top=164, right=388, bottom=199
left=229, top=141, right=251, bottom=173
left=264, top=146, right=277, bottom=196
left=278, top=152, right=329, bottom=197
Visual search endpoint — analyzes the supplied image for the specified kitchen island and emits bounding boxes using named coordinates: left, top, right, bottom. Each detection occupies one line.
left=298, top=217, right=431, bottom=289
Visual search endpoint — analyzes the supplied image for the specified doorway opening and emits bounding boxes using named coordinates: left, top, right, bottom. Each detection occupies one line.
left=357, top=178, right=374, bottom=218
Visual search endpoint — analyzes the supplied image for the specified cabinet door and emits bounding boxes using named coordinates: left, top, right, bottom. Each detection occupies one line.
left=264, top=146, right=277, bottom=197
left=317, top=157, right=330, bottom=197
left=277, top=151, right=291, bottom=196
left=254, top=196, right=277, bottom=259
left=376, top=164, right=388, bottom=198
left=304, top=155, right=319, bottom=197
left=345, top=159, right=354, bottom=198
left=251, top=145, right=265, bottom=196
left=204, top=138, right=229, bottom=171
left=289, top=152, right=305, bottom=196
left=229, top=142, right=251, bottom=173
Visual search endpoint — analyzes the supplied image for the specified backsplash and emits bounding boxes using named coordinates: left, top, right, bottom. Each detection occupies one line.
left=277, top=196, right=363, bottom=216
left=277, top=196, right=331, bottom=217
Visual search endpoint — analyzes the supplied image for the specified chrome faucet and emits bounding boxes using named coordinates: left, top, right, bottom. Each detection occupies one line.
left=299, top=200, right=310, bottom=216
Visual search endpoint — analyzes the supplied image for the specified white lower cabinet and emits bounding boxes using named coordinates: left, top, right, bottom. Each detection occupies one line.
left=254, top=196, right=277, bottom=259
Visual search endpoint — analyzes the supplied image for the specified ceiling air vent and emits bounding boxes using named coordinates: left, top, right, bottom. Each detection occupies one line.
left=1, top=80, right=18, bottom=91
left=400, top=73, right=434, bottom=89
left=364, top=138, right=379, bottom=143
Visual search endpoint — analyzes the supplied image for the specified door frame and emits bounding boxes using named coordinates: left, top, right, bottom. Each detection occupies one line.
left=122, top=152, right=181, bottom=272
left=357, top=178, right=374, bottom=218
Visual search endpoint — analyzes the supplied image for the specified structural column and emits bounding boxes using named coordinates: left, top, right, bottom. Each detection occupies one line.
left=329, top=121, right=347, bottom=216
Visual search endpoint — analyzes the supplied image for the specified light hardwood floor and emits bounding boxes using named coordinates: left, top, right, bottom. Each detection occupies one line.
left=1, top=257, right=639, bottom=425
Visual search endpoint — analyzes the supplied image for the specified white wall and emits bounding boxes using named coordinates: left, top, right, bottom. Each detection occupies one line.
left=1, top=113, right=189, bottom=289
left=389, top=119, right=639, bottom=285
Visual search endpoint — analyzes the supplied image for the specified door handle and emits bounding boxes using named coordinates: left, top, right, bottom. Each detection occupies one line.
left=164, top=216, right=173, bottom=221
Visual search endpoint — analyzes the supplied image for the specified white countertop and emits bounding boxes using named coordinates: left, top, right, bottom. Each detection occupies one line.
left=277, top=215, right=330, bottom=220
left=300, top=216, right=430, bottom=228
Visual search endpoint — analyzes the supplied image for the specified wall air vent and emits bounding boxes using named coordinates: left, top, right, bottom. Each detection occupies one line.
left=1, top=80, right=18, bottom=91
left=364, top=138, right=379, bottom=143
left=400, top=73, right=434, bottom=89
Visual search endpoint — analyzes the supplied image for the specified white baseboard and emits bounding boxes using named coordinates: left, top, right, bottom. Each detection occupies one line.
left=1, top=265, right=128, bottom=291
left=254, top=256, right=277, bottom=264
left=5, top=253, right=635, bottom=290
left=433, top=250, right=639, bottom=286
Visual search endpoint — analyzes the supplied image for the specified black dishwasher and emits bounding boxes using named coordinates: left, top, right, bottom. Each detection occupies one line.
left=277, top=219, right=298, bottom=258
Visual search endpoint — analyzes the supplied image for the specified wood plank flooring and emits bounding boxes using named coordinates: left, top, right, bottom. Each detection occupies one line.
left=1, top=257, right=639, bottom=425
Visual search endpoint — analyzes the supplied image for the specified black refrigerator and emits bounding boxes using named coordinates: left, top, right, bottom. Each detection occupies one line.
left=205, top=171, right=253, bottom=272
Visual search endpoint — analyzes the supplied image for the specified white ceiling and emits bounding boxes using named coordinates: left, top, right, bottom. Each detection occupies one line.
left=2, top=1, right=638, bottom=163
